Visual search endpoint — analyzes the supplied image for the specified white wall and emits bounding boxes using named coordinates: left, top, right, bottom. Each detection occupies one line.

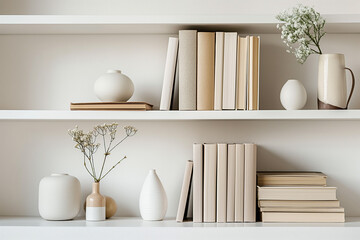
left=0, top=0, right=359, bottom=15
left=0, top=1, right=359, bottom=218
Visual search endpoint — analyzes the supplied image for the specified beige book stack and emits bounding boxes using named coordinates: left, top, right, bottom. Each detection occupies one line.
left=257, top=172, right=345, bottom=223
left=187, top=142, right=257, bottom=223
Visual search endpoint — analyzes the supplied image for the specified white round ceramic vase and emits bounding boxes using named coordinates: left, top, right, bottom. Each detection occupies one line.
left=94, top=69, right=134, bottom=102
left=139, top=169, right=168, bottom=221
left=280, top=79, right=307, bottom=110
left=39, top=173, right=81, bottom=220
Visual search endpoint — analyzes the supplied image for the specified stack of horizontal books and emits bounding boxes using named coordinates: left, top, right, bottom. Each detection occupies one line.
left=257, top=172, right=345, bottom=223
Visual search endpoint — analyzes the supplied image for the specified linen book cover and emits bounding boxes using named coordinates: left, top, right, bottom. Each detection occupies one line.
left=222, top=32, right=238, bottom=110
left=193, top=143, right=203, bottom=223
left=244, top=143, right=257, bottom=222
left=176, top=160, right=193, bottom=222
left=234, top=143, right=245, bottom=222
left=179, top=30, right=197, bottom=110
left=216, top=143, right=227, bottom=222
left=203, top=143, right=217, bottom=222
left=197, top=32, right=215, bottom=110
left=160, top=37, right=179, bottom=110
left=226, top=144, right=236, bottom=222
left=214, top=32, right=225, bottom=111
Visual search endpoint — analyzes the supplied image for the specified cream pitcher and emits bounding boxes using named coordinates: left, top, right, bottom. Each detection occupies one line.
left=318, top=53, right=355, bottom=109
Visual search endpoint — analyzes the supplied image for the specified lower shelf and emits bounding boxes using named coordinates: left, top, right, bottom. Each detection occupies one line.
left=1, top=216, right=359, bottom=240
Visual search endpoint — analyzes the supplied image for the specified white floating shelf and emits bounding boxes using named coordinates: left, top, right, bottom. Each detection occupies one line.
left=0, top=14, right=359, bottom=34
left=1, top=110, right=360, bottom=121
left=0, top=216, right=359, bottom=240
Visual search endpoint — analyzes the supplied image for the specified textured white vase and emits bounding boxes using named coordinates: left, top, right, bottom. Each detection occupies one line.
left=39, top=173, right=81, bottom=220
left=94, top=69, right=134, bottom=102
left=280, top=79, right=307, bottom=110
left=139, top=169, right=167, bottom=221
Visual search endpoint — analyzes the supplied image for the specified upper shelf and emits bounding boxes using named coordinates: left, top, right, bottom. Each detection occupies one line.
left=0, top=14, right=359, bottom=34
left=1, top=110, right=360, bottom=121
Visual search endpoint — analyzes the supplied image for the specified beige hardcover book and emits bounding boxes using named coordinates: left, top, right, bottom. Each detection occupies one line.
left=226, top=144, right=236, bottom=222
left=258, top=200, right=340, bottom=208
left=234, top=143, right=245, bottom=222
left=179, top=30, right=197, bottom=110
left=257, top=186, right=337, bottom=200
left=197, top=32, right=215, bottom=110
left=257, top=172, right=327, bottom=186
left=222, top=32, right=238, bottom=110
left=236, top=36, right=249, bottom=110
left=160, top=37, right=179, bottom=110
left=216, top=143, right=227, bottom=222
left=70, top=102, right=153, bottom=111
left=244, top=143, right=257, bottom=222
left=193, top=144, right=203, bottom=223
left=203, top=143, right=217, bottom=222
left=214, top=32, right=225, bottom=111
left=176, top=160, right=193, bottom=222
left=248, top=36, right=260, bottom=110
left=260, top=207, right=344, bottom=213
left=261, top=212, right=345, bottom=223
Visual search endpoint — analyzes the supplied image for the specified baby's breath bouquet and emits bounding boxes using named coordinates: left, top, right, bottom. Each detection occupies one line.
left=68, top=123, right=137, bottom=182
left=276, top=5, right=326, bottom=64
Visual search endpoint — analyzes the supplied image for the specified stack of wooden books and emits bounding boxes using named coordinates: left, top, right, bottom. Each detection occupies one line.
left=160, top=31, right=260, bottom=111
left=257, top=172, right=345, bottom=223
left=176, top=143, right=257, bottom=223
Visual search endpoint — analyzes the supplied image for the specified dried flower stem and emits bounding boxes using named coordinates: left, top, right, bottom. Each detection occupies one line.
left=68, top=123, right=137, bottom=182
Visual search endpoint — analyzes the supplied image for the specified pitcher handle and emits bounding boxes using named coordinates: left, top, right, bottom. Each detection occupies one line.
left=345, top=67, right=355, bottom=109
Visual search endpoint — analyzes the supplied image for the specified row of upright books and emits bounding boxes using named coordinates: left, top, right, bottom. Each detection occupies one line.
left=160, top=30, right=260, bottom=111
left=176, top=143, right=257, bottom=223
left=257, top=172, right=345, bottom=222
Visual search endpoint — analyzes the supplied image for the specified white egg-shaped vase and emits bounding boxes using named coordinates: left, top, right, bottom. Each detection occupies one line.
left=280, top=79, right=307, bottom=110
left=94, top=69, right=134, bottom=102
left=39, top=173, right=81, bottom=220
left=139, top=169, right=167, bottom=221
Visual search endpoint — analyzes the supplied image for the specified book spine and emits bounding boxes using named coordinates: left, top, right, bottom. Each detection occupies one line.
left=222, top=32, right=238, bottom=110
left=214, top=32, right=224, bottom=111
left=236, top=36, right=249, bottom=110
left=193, top=144, right=203, bottom=223
left=197, top=32, right=215, bottom=110
left=234, top=143, right=245, bottom=222
left=248, top=36, right=254, bottom=110
left=244, top=143, right=257, bottom=222
left=248, top=36, right=260, bottom=111
left=179, top=30, right=197, bottom=110
left=160, top=37, right=179, bottom=110
left=226, top=144, right=236, bottom=222
left=176, top=160, right=193, bottom=222
left=203, top=143, right=217, bottom=222
left=216, top=143, right=227, bottom=222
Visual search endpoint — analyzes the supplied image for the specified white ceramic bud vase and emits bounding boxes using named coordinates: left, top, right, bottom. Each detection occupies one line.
left=139, top=169, right=167, bottom=221
left=38, top=173, right=81, bottom=220
left=94, top=69, right=134, bottom=102
left=280, top=79, right=307, bottom=110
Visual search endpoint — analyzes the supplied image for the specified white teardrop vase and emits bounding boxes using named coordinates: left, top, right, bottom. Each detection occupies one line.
left=139, top=169, right=167, bottom=221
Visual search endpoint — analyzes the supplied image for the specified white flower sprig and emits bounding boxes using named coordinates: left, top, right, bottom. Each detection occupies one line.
left=276, top=5, right=326, bottom=64
left=68, top=123, right=137, bottom=182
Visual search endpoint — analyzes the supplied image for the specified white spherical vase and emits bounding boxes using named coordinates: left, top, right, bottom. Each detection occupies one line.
left=139, top=169, right=167, bottom=221
left=39, top=173, right=81, bottom=220
left=94, top=70, right=134, bottom=102
left=280, top=79, right=307, bottom=110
